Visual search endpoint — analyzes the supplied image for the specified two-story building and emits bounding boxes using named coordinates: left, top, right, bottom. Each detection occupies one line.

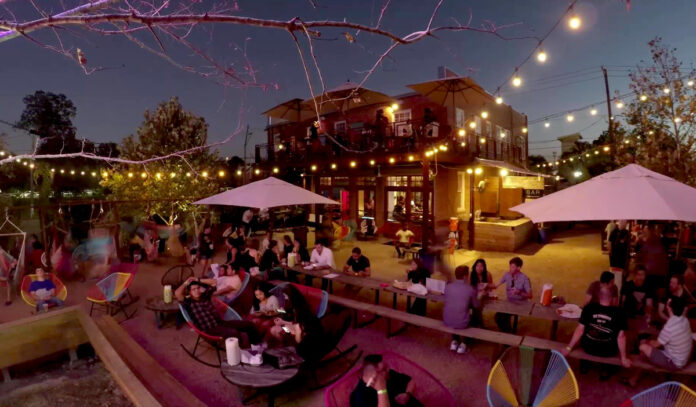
left=256, top=70, right=542, bottom=251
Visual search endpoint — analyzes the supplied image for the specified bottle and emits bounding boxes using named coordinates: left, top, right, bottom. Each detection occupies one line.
left=163, top=285, right=173, bottom=303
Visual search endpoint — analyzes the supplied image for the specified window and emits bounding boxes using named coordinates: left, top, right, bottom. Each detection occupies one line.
left=320, top=177, right=331, bottom=186
left=455, top=108, right=465, bottom=128
left=387, top=176, right=408, bottom=187
left=410, top=176, right=423, bottom=187
left=474, top=116, right=482, bottom=135
left=334, top=120, right=347, bottom=134
left=356, top=177, right=376, bottom=187
left=333, top=177, right=349, bottom=187
left=394, top=109, right=412, bottom=124
left=394, top=109, right=412, bottom=137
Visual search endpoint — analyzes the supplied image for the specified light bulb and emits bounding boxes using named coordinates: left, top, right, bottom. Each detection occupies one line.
left=311, top=165, right=317, bottom=171
left=389, top=157, right=395, bottom=164
left=254, top=169, right=260, bottom=175
left=566, top=114, right=575, bottom=122
left=495, top=96, right=503, bottom=104
left=273, top=167, right=279, bottom=173
left=568, top=15, right=581, bottom=30
left=512, top=76, right=522, bottom=87
left=688, top=80, right=694, bottom=87
left=663, top=87, right=670, bottom=94
left=218, top=170, right=226, bottom=177
left=469, top=121, right=476, bottom=129
left=499, top=169, right=509, bottom=177
left=201, top=171, right=208, bottom=177
left=140, top=172, right=147, bottom=178
left=639, top=95, right=648, bottom=102
left=458, top=129, right=466, bottom=137
left=522, top=127, right=528, bottom=134
left=350, top=161, right=357, bottom=167
left=481, top=111, right=489, bottom=119
left=369, top=160, right=375, bottom=166
left=590, top=108, right=598, bottom=116
left=536, top=50, right=547, bottom=63
left=236, top=170, right=242, bottom=176
left=616, top=101, right=624, bottom=109
left=474, top=167, right=483, bottom=175
left=331, top=163, right=337, bottom=169
left=391, top=103, right=399, bottom=111
left=544, top=122, right=550, bottom=128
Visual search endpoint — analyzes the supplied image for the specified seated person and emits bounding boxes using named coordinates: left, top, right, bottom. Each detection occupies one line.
left=259, top=240, right=282, bottom=278
left=394, top=223, right=415, bottom=259
left=621, top=265, right=655, bottom=321
left=657, top=274, right=693, bottom=322
left=344, top=247, right=371, bottom=277
left=308, top=238, right=335, bottom=289
left=562, top=286, right=631, bottom=379
left=175, top=277, right=260, bottom=347
left=247, top=282, right=280, bottom=336
left=229, top=225, right=247, bottom=250
left=585, top=270, right=619, bottom=306
left=494, top=257, right=532, bottom=333
left=403, top=259, right=431, bottom=316
left=444, top=265, right=479, bottom=354
left=268, top=284, right=325, bottom=361
left=628, top=297, right=693, bottom=386
left=29, top=267, right=63, bottom=312
left=350, top=354, right=423, bottom=407
left=199, top=264, right=242, bottom=303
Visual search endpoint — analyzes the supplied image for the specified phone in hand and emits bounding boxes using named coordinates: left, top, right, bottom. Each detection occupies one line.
left=281, top=325, right=291, bottom=333
left=277, top=308, right=286, bottom=314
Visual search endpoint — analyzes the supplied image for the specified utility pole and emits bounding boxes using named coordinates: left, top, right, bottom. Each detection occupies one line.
left=242, top=124, right=250, bottom=184
left=602, top=66, right=614, bottom=159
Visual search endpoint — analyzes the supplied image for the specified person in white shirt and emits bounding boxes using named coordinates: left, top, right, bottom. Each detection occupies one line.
left=242, top=209, right=254, bottom=237
left=200, top=264, right=242, bottom=304
left=309, top=238, right=334, bottom=289
left=628, top=296, right=694, bottom=386
left=394, top=222, right=415, bottom=258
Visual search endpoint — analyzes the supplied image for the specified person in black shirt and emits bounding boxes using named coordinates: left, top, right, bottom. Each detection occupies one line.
left=282, top=235, right=294, bottom=258
left=608, top=221, right=630, bottom=270
left=621, top=265, right=655, bottom=319
left=260, top=241, right=282, bottom=279
left=344, top=247, right=371, bottom=277
left=404, top=259, right=431, bottom=316
left=350, top=354, right=423, bottom=407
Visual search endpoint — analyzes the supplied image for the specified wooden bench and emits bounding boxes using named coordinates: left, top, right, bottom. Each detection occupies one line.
left=327, top=293, right=523, bottom=352
left=94, top=315, right=207, bottom=407
left=521, top=336, right=696, bottom=375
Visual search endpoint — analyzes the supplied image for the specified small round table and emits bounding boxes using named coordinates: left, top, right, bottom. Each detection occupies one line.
left=221, top=361, right=299, bottom=407
left=144, top=296, right=179, bottom=329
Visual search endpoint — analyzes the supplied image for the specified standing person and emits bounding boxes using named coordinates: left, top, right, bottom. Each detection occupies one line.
left=28, top=268, right=63, bottom=312
left=608, top=220, right=630, bottom=270
left=343, top=247, right=372, bottom=277
left=198, top=228, right=215, bottom=278
left=444, top=266, right=480, bottom=354
left=175, top=277, right=260, bottom=348
left=585, top=271, right=619, bottom=306
left=628, top=297, right=693, bottom=386
left=494, top=257, right=532, bottom=333
left=394, top=223, right=415, bottom=259
left=561, top=287, right=631, bottom=379
left=605, top=220, right=617, bottom=250
left=242, top=208, right=254, bottom=237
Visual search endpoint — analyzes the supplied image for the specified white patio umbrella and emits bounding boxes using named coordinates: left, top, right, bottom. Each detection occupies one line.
left=193, top=177, right=339, bottom=208
left=510, top=164, right=696, bottom=223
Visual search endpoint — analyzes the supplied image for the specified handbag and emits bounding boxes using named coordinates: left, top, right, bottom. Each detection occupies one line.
left=263, top=346, right=304, bottom=369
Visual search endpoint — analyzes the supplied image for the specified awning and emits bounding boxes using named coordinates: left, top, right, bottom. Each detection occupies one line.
left=474, top=158, right=550, bottom=177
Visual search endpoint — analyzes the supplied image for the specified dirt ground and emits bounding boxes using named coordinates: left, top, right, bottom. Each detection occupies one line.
left=0, top=224, right=691, bottom=406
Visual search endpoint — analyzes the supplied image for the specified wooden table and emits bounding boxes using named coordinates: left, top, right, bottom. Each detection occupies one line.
left=529, top=303, right=579, bottom=339
left=220, top=361, right=299, bottom=407
left=144, top=296, right=180, bottom=329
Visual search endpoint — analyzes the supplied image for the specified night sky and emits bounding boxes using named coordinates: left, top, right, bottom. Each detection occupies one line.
left=1, top=0, right=695, bottom=161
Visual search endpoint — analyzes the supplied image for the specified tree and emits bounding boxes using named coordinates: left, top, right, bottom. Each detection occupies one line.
left=616, top=38, right=696, bottom=184
left=528, top=154, right=549, bottom=170
left=18, top=91, right=79, bottom=154
left=101, top=97, right=224, bottom=225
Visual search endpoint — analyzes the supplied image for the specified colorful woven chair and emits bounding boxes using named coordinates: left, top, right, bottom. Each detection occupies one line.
left=86, top=272, right=137, bottom=320
left=161, top=264, right=195, bottom=288
left=620, top=381, right=696, bottom=407
left=487, top=347, right=579, bottom=407
left=325, top=351, right=457, bottom=407
left=20, top=273, right=67, bottom=309
left=179, top=297, right=242, bottom=367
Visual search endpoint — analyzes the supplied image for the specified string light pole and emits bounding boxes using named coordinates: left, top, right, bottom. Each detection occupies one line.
left=602, top=66, right=614, bottom=159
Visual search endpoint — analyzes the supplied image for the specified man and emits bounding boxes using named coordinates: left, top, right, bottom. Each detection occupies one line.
left=175, top=276, right=260, bottom=347
left=350, top=354, right=423, bottom=407
left=242, top=208, right=254, bottom=237
left=394, top=223, right=414, bottom=259
left=562, top=286, right=631, bottom=379
left=29, top=267, right=63, bottom=312
left=444, top=265, right=480, bottom=354
left=307, top=238, right=335, bottom=289
left=608, top=220, right=630, bottom=270
left=636, top=297, right=693, bottom=373
left=344, top=247, right=371, bottom=277
left=494, top=257, right=532, bottom=333
left=585, top=271, right=619, bottom=306
left=657, top=274, right=693, bottom=322
left=621, top=265, right=655, bottom=320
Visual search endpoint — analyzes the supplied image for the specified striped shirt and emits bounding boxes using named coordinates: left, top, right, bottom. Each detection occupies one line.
left=657, top=315, right=693, bottom=368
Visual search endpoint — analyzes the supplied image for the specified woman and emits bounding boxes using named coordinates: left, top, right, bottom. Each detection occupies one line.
left=288, top=238, right=310, bottom=282
left=247, top=282, right=280, bottom=335
left=405, top=259, right=431, bottom=316
left=198, top=228, right=215, bottom=277
left=282, top=235, right=294, bottom=258
left=237, top=239, right=261, bottom=275
left=259, top=241, right=282, bottom=279
left=224, top=236, right=238, bottom=265
left=469, top=258, right=492, bottom=328
left=470, top=258, right=495, bottom=298
left=269, top=284, right=325, bottom=361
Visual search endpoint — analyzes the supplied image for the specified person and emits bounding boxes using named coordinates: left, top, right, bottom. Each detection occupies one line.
left=247, top=282, right=280, bottom=336
left=608, top=220, right=630, bottom=270
left=585, top=271, right=619, bottom=306
left=494, top=257, right=532, bottom=333
left=27, top=240, right=46, bottom=274
left=292, top=238, right=311, bottom=263
left=394, top=223, right=414, bottom=259
left=200, top=264, right=242, bottom=304
left=392, top=198, right=405, bottom=221
left=344, top=247, right=371, bottom=277
left=175, top=276, right=260, bottom=347
left=470, top=258, right=495, bottom=299
left=444, top=266, right=480, bottom=354
left=308, top=238, right=335, bottom=289
left=28, top=267, right=63, bottom=312
left=238, top=239, right=261, bottom=273
left=282, top=235, right=294, bottom=258
left=621, top=265, right=655, bottom=320
left=350, top=354, right=423, bottom=407
left=198, top=228, right=215, bottom=277
left=259, top=240, right=282, bottom=279
left=268, top=284, right=325, bottom=361
left=423, top=107, right=436, bottom=125
left=401, top=259, right=431, bottom=316
left=0, top=247, right=17, bottom=305
left=242, top=208, right=254, bottom=237
left=224, top=236, right=238, bottom=265
left=605, top=220, right=617, bottom=250
left=657, top=274, right=692, bottom=322
left=229, top=225, right=247, bottom=251
left=636, top=226, right=669, bottom=287
left=561, top=286, right=630, bottom=379
left=361, top=217, right=377, bottom=237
